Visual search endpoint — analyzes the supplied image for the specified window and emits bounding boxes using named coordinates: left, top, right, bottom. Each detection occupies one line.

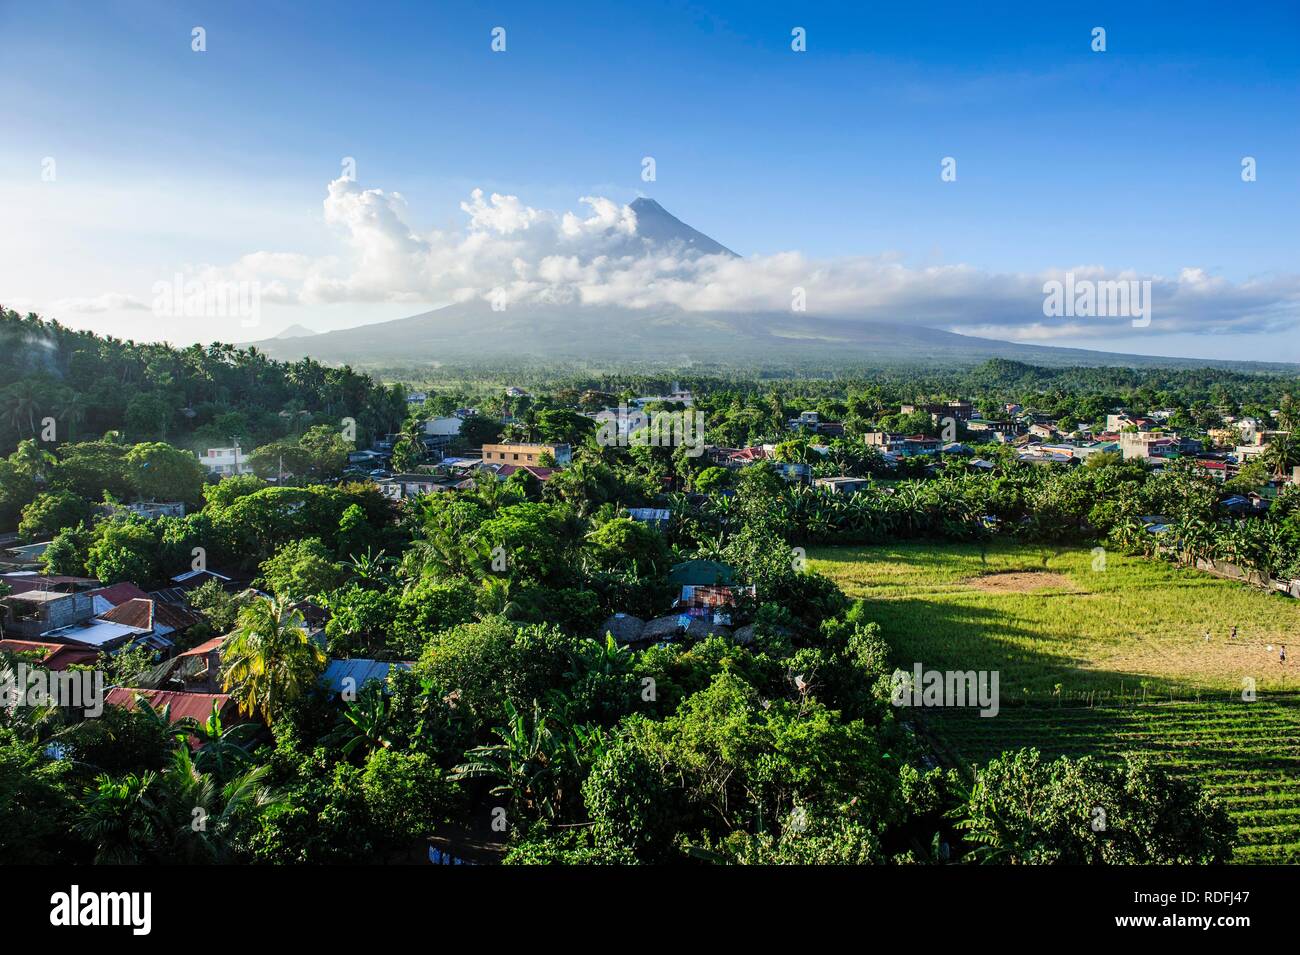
left=513, top=453, right=519, bottom=460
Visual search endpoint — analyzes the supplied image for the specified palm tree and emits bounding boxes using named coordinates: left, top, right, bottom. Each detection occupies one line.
left=1262, top=430, right=1297, bottom=479
left=3, top=379, right=41, bottom=437
left=477, top=575, right=522, bottom=619
left=220, top=596, right=325, bottom=724
left=77, top=771, right=165, bottom=864
left=472, top=467, right=520, bottom=514
left=55, top=389, right=89, bottom=442
left=163, top=746, right=282, bottom=863
left=78, top=747, right=281, bottom=864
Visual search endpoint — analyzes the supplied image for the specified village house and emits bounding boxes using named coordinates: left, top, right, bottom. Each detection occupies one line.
left=0, top=638, right=100, bottom=670
left=97, top=597, right=200, bottom=649
left=488, top=463, right=558, bottom=483
left=626, top=507, right=671, bottom=527
left=1018, top=450, right=1076, bottom=466
left=899, top=400, right=973, bottom=422
left=707, top=445, right=769, bottom=468
left=1, top=541, right=51, bottom=571
left=421, top=416, right=463, bottom=454
left=104, top=687, right=240, bottom=728
left=377, top=473, right=454, bottom=501
left=481, top=442, right=572, bottom=466
left=320, top=658, right=412, bottom=696
left=0, top=572, right=99, bottom=596
left=814, top=476, right=872, bottom=495
left=1193, top=457, right=1233, bottom=482
left=1, top=590, right=96, bottom=640
left=348, top=448, right=390, bottom=470
left=2, top=576, right=179, bottom=653
left=157, top=635, right=227, bottom=693
left=964, top=418, right=1021, bottom=437
left=864, top=432, right=941, bottom=456
left=198, top=445, right=254, bottom=477
left=1120, top=431, right=1181, bottom=460
left=631, top=383, right=694, bottom=408
left=101, top=501, right=186, bottom=520
left=1234, top=429, right=1291, bottom=464
left=788, top=411, right=846, bottom=437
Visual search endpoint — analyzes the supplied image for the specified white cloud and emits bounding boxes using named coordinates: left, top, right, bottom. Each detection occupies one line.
left=50, top=292, right=149, bottom=313
left=70, top=177, right=1300, bottom=342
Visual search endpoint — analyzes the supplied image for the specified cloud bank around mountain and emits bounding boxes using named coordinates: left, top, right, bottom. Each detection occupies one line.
left=92, top=176, right=1300, bottom=342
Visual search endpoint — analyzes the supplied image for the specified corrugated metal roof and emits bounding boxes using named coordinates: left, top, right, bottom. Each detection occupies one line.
left=667, top=560, right=737, bottom=588
left=104, top=687, right=236, bottom=724
left=87, top=582, right=152, bottom=607
left=43, top=619, right=148, bottom=647
left=320, top=659, right=411, bottom=695
left=0, top=639, right=100, bottom=670
left=178, top=635, right=226, bottom=658
left=153, top=601, right=201, bottom=632
left=99, top=598, right=154, bottom=632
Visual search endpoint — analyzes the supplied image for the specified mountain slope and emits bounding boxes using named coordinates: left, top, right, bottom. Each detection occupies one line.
left=242, top=198, right=1296, bottom=372
left=627, top=197, right=737, bottom=256
left=271, top=323, right=318, bottom=339
left=245, top=299, right=1294, bottom=371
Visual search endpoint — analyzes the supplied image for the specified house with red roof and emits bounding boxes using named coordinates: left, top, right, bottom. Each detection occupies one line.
left=104, top=687, right=239, bottom=726
left=0, top=638, right=100, bottom=670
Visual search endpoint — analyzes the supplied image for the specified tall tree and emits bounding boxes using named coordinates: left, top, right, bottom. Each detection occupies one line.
left=220, top=596, right=325, bottom=724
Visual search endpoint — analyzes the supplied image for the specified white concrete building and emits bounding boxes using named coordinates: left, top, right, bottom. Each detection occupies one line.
left=199, top=446, right=254, bottom=477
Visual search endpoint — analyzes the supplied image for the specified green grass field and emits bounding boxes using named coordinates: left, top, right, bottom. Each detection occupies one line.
left=809, top=542, right=1300, bottom=864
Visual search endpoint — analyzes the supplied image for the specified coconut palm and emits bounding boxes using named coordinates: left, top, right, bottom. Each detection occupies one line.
left=162, top=746, right=282, bottom=863
left=78, top=746, right=281, bottom=864
left=220, top=596, right=325, bottom=724
left=55, top=389, right=89, bottom=442
left=77, top=770, right=165, bottom=864
left=3, top=379, right=41, bottom=437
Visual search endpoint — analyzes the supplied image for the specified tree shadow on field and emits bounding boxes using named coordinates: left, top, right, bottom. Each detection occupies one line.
left=860, top=591, right=1299, bottom=703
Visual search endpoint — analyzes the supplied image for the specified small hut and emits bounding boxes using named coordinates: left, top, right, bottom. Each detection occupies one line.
left=684, top=617, right=731, bottom=641
left=600, top=613, right=646, bottom=645
left=731, top=624, right=757, bottom=646
left=641, top=615, right=687, bottom=644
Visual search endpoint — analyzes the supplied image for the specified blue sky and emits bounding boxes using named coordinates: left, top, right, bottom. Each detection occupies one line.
left=2, top=0, right=1298, bottom=360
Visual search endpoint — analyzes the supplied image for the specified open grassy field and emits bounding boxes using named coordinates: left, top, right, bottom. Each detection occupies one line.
left=811, top=542, right=1300, bottom=697
left=809, top=542, right=1300, bottom=864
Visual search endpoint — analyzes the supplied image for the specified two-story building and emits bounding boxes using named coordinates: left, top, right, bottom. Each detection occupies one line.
left=481, top=442, right=572, bottom=466
left=199, top=446, right=254, bottom=477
